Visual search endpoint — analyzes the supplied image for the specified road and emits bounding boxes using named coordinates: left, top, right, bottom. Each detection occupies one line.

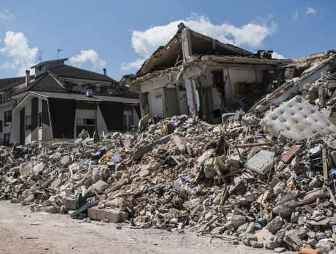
left=0, top=201, right=280, bottom=254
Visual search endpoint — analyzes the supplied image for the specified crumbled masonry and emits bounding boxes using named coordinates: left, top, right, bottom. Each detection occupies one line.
left=1, top=53, right=336, bottom=253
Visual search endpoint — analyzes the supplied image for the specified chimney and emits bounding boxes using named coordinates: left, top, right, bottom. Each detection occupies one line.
left=103, top=68, right=107, bottom=76
left=25, top=70, right=30, bottom=87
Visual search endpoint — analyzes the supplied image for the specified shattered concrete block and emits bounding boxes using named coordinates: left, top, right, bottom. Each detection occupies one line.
left=226, top=215, right=246, bottom=229
left=60, top=155, right=71, bottom=166
left=245, top=150, right=275, bottom=174
left=284, top=230, right=302, bottom=251
left=89, top=180, right=108, bottom=194
left=33, top=162, right=45, bottom=175
left=172, top=135, right=188, bottom=153
left=63, top=196, right=77, bottom=211
left=266, top=216, right=284, bottom=234
left=19, top=162, right=33, bottom=177
left=88, top=207, right=128, bottom=223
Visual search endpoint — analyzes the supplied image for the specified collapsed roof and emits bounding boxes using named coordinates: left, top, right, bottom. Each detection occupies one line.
left=136, top=23, right=287, bottom=77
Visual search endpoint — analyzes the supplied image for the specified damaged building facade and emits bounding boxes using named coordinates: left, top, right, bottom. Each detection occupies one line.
left=133, top=23, right=291, bottom=123
left=0, top=59, right=139, bottom=145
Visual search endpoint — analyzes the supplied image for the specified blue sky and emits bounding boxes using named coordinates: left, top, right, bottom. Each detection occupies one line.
left=0, top=0, right=335, bottom=80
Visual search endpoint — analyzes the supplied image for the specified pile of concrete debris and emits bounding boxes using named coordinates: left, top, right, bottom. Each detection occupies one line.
left=1, top=54, right=336, bottom=253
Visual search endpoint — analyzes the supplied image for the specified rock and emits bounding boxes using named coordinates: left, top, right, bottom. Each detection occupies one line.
left=266, top=216, right=284, bottom=234
left=33, top=162, right=45, bottom=175
left=250, top=240, right=263, bottom=248
left=273, top=201, right=297, bottom=218
left=63, top=196, right=77, bottom=211
left=50, top=152, right=62, bottom=160
left=245, top=150, right=275, bottom=175
left=301, top=189, right=328, bottom=205
left=274, top=247, right=286, bottom=253
left=88, top=207, right=128, bottom=223
left=316, top=239, right=334, bottom=254
left=255, top=228, right=280, bottom=249
left=227, top=215, right=246, bottom=229
left=89, top=180, right=108, bottom=194
left=60, top=155, right=71, bottom=166
left=284, top=230, right=303, bottom=251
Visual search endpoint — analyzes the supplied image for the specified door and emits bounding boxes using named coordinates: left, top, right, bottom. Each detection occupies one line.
left=20, top=107, right=25, bottom=145
left=150, top=90, right=164, bottom=119
left=164, top=88, right=179, bottom=117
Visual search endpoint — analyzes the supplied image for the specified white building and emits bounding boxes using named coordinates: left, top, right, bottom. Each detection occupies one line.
left=0, top=59, right=139, bottom=145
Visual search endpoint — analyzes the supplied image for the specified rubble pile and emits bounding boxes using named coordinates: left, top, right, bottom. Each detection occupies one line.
left=1, top=53, right=336, bottom=253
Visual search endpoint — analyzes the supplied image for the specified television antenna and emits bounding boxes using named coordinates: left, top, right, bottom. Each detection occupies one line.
left=57, top=48, right=63, bottom=59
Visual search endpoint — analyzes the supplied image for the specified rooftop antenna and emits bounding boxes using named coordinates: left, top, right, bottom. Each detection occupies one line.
left=57, top=48, right=63, bottom=59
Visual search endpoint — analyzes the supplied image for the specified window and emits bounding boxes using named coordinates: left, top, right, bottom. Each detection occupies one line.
left=0, top=120, right=3, bottom=133
left=3, top=133, right=10, bottom=146
left=42, top=100, right=50, bottom=126
left=25, top=115, right=31, bottom=130
left=76, top=118, right=96, bottom=126
left=0, top=94, right=8, bottom=104
left=212, top=70, right=225, bottom=88
left=38, top=112, right=42, bottom=127
left=4, top=111, right=12, bottom=125
left=100, top=87, right=108, bottom=94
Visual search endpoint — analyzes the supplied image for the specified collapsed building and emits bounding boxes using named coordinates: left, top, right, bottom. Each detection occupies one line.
left=132, top=23, right=291, bottom=123
left=0, top=47, right=336, bottom=253
left=0, top=59, right=139, bottom=145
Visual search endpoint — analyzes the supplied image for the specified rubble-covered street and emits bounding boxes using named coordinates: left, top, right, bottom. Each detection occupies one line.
left=1, top=50, right=336, bottom=254
left=0, top=201, right=281, bottom=254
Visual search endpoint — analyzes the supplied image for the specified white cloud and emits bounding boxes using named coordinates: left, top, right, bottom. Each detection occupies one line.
left=121, top=58, right=145, bottom=72
left=0, top=31, right=39, bottom=75
left=306, top=7, right=317, bottom=16
left=69, top=49, right=106, bottom=71
left=123, top=16, right=276, bottom=72
left=272, top=52, right=285, bottom=59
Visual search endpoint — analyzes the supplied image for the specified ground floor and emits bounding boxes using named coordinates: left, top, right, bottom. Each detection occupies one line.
left=138, top=62, right=277, bottom=124
left=0, top=92, right=139, bottom=145
left=0, top=201, right=278, bottom=254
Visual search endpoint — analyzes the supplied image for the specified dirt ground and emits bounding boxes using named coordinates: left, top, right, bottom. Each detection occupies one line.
left=0, top=201, right=286, bottom=254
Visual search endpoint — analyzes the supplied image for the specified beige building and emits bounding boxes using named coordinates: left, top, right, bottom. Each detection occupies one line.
left=132, top=23, right=291, bottom=123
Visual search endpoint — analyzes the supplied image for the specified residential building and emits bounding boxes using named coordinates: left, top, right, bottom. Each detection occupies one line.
left=132, top=23, right=291, bottom=123
left=0, top=58, right=139, bottom=145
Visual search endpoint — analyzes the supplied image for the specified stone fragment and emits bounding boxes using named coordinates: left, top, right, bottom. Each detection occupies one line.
left=33, top=162, right=45, bottom=175
left=245, top=150, right=275, bottom=175
left=284, top=230, right=303, bottom=251
left=266, top=216, right=284, bottom=234
left=88, top=207, right=128, bottom=223
left=60, top=155, right=71, bottom=166
left=89, top=180, right=108, bottom=194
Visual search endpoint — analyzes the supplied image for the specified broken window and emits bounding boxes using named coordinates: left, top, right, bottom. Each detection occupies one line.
left=77, top=118, right=96, bottom=127
left=212, top=70, right=225, bottom=89
left=4, top=110, right=12, bottom=125
left=211, top=70, right=226, bottom=119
